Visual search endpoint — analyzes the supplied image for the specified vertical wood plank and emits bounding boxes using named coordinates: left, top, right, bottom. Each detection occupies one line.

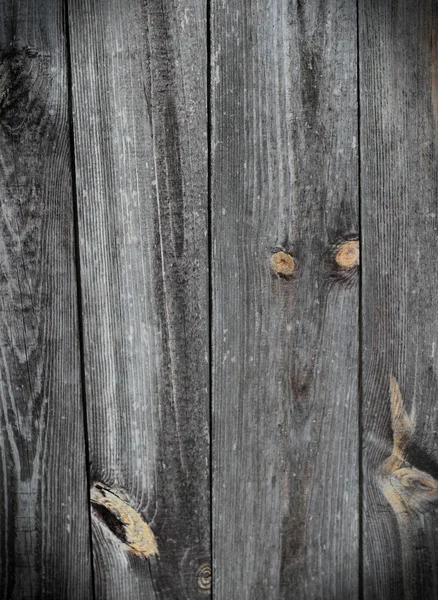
left=68, top=1, right=210, bottom=598
left=211, top=1, right=359, bottom=598
left=360, top=1, right=438, bottom=598
left=0, top=1, right=93, bottom=598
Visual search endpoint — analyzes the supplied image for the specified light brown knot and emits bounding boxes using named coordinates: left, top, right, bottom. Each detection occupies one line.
left=271, top=251, right=295, bottom=276
left=335, top=240, right=359, bottom=269
left=90, top=483, right=158, bottom=558
left=196, top=563, right=212, bottom=593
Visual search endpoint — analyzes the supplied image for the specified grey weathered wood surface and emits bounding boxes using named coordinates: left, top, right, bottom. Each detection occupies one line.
left=0, top=0, right=93, bottom=598
left=211, top=1, right=359, bottom=598
left=2, top=0, right=438, bottom=598
left=68, top=0, right=210, bottom=598
left=360, top=1, right=438, bottom=598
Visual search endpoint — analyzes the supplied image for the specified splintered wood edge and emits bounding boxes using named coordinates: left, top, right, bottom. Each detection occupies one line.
left=90, top=483, right=158, bottom=558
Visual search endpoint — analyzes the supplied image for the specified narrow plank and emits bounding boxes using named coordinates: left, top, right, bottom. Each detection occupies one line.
left=68, top=0, right=210, bottom=597
left=211, top=1, right=359, bottom=598
left=0, top=1, right=93, bottom=598
left=360, top=1, right=438, bottom=598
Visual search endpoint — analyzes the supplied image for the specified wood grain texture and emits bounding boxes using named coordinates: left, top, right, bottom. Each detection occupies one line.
left=0, top=1, right=93, bottom=598
left=68, top=0, right=210, bottom=597
left=360, top=1, right=438, bottom=598
left=211, top=1, right=359, bottom=598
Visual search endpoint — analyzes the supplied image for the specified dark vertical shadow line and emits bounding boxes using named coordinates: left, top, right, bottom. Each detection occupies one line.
left=356, top=1, right=364, bottom=599
left=64, top=2, right=96, bottom=597
left=206, top=0, right=213, bottom=597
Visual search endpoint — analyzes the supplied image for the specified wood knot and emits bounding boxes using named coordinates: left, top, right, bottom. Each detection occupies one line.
left=334, top=240, right=359, bottom=269
left=90, top=483, right=158, bottom=558
left=271, top=251, right=295, bottom=277
left=379, top=464, right=438, bottom=515
left=378, top=376, right=438, bottom=515
left=196, top=563, right=212, bottom=593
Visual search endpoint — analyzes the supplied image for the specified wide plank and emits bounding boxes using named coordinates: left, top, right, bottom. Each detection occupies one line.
left=211, top=1, right=359, bottom=598
left=68, top=0, right=210, bottom=597
left=360, top=1, right=438, bottom=598
left=0, top=0, right=93, bottom=597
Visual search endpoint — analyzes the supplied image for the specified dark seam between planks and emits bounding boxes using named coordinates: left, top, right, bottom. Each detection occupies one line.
left=356, top=2, right=364, bottom=599
left=207, top=0, right=214, bottom=597
left=64, top=2, right=96, bottom=596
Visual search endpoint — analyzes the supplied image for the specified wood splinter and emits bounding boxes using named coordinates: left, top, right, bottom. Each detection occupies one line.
left=90, top=483, right=158, bottom=558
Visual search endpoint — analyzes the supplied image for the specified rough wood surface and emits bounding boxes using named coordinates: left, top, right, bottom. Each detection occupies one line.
left=211, top=1, right=359, bottom=598
left=3, top=1, right=438, bottom=597
left=0, top=1, right=93, bottom=598
left=360, top=1, right=438, bottom=598
left=68, top=0, right=210, bottom=598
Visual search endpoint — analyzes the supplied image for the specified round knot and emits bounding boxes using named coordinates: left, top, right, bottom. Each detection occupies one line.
left=196, top=563, right=212, bottom=593
left=335, top=240, right=359, bottom=269
left=271, top=251, right=295, bottom=276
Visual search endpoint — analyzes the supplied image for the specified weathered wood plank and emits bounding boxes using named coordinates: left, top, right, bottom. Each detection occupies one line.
left=360, top=1, right=438, bottom=598
left=0, top=1, right=93, bottom=598
left=211, top=1, right=359, bottom=598
left=68, top=0, right=210, bottom=597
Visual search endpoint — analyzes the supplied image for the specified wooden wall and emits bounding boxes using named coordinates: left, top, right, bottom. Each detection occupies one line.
left=0, top=0, right=437, bottom=598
